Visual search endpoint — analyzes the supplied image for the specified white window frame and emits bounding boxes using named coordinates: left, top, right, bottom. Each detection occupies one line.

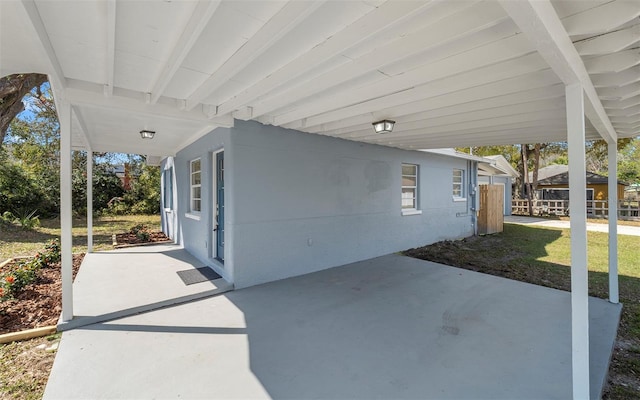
left=190, top=158, right=202, bottom=214
left=452, top=168, right=466, bottom=201
left=401, top=163, right=422, bottom=216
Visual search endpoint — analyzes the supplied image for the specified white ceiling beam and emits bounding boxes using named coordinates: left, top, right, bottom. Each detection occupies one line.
left=185, top=0, right=325, bottom=111
left=369, top=127, right=573, bottom=148
left=104, top=0, right=116, bottom=97
left=66, top=88, right=233, bottom=126
left=591, top=66, right=640, bottom=88
left=300, top=75, right=563, bottom=133
left=71, top=106, right=92, bottom=149
left=249, top=2, right=509, bottom=119
left=598, top=84, right=640, bottom=101
left=562, top=1, right=640, bottom=36
left=20, top=0, right=66, bottom=94
left=499, top=0, right=617, bottom=144
left=290, top=66, right=558, bottom=131
left=607, top=105, right=640, bottom=117
left=373, top=123, right=570, bottom=145
left=575, top=24, right=640, bottom=56
left=610, top=115, right=640, bottom=124
left=603, top=95, right=640, bottom=109
left=348, top=112, right=566, bottom=141
left=84, top=140, right=177, bottom=158
left=584, top=49, right=640, bottom=74
left=214, top=0, right=438, bottom=116
left=149, top=0, right=221, bottom=105
left=272, top=34, right=536, bottom=126
left=325, top=97, right=565, bottom=138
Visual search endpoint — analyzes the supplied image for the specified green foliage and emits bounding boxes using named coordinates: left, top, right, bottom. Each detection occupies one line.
left=618, top=138, right=640, bottom=185
left=103, top=159, right=160, bottom=215
left=125, top=162, right=161, bottom=214
left=12, top=209, right=40, bottom=230
left=0, top=239, right=60, bottom=301
left=129, top=223, right=151, bottom=241
left=72, top=153, right=125, bottom=214
left=0, top=207, right=40, bottom=230
left=0, top=150, right=46, bottom=216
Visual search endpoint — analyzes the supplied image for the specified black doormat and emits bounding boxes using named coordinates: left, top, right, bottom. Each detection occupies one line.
left=177, top=267, right=222, bottom=285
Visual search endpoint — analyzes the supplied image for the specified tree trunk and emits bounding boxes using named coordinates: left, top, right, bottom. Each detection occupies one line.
left=532, top=143, right=541, bottom=199
left=0, top=73, right=48, bottom=145
left=521, top=144, right=534, bottom=215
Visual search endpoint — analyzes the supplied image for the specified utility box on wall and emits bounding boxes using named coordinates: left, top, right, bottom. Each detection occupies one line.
left=478, top=185, right=504, bottom=235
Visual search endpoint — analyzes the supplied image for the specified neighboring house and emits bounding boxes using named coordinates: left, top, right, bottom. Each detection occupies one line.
left=161, top=120, right=480, bottom=289
left=477, top=155, right=519, bottom=216
left=625, top=184, right=640, bottom=201
left=532, top=164, right=626, bottom=201
left=112, top=164, right=132, bottom=191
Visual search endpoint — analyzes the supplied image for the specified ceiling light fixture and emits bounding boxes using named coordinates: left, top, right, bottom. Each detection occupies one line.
left=372, top=119, right=395, bottom=134
left=140, top=130, right=156, bottom=139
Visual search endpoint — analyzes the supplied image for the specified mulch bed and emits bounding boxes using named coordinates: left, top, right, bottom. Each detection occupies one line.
left=115, top=231, right=170, bottom=245
left=0, top=254, right=84, bottom=335
left=0, top=230, right=170, bottom=334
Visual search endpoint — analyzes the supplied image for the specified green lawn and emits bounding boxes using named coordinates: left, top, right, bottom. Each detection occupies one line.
left=0, top=214, right=161, bottom=261
left=404, top=224, right=640, bottom=399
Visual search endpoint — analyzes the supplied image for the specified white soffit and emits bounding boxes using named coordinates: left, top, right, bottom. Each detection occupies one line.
left=0, top=0, right=637, bottom=156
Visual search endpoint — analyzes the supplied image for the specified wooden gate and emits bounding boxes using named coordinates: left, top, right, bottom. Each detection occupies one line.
left=478, top=185, right=504, bottom=235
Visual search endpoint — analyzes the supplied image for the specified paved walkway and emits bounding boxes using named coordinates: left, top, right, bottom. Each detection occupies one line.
left=505, top=215, right=640, bottom=236
left=45, top=254, right=620, bottom=399
left=58, top=244, right=232, bottom=331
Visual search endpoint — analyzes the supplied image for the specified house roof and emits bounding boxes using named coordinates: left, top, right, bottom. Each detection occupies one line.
left=531, top=164, right=626, bottom=186
left=482, top=155, right=520, bottom=178
left=422, top=148, right=491, bottom=163
left=1, top=1, right=638, bottom=157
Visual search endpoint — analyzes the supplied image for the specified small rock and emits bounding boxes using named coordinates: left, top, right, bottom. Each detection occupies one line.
left=36, top=344, right=47, bottom=350
left=45, top=341, right=59, bottom=352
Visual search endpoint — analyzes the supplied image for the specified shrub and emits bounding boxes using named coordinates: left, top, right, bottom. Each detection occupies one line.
left=0, top=239, right=62, bottom=301
left=130, top=224, right=150, bottom=241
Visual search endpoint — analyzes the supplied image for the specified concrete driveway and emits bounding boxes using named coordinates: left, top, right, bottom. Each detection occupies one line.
left=44, top=254, right=620, bottom=399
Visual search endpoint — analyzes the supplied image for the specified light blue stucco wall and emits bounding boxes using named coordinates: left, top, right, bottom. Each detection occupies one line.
left=162, top=128, right=234, bottom=283
left=478, top=175, right=513, bottom=215
left=163, top=120, right=477, bottom=289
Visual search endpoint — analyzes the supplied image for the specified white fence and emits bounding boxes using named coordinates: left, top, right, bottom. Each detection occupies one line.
left=512, top=199, right=640, bottom=220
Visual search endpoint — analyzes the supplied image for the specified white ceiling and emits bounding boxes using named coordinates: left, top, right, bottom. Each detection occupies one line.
left=1, top=0, right=638, bottom=157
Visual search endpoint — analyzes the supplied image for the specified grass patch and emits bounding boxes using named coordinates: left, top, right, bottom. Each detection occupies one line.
left=0, top=215, right=161, bottom=261
left=404, top=223, right=640, bottom=399
left=0, top=336, right=58, bottom=400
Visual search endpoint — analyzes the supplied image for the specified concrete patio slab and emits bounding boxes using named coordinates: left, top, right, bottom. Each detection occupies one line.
left=45, top=254, right=620, bottom=399
left=57, top=244, right=232, bottom=331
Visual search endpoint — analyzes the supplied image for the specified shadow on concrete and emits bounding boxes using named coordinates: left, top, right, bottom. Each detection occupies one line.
left=44, top=253, right=621, bottom=399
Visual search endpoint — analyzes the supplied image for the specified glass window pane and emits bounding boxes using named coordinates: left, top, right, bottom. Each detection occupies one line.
left=402, top=164, right=416, bottom=176
left=193, top=199, right=201, bottom=212
left=192, top=172, right=201, bottom=185
left=192, top=186, right=201, bottom=200
left=192, top=159, right=200, bottom=172
left=402, top=176, right=416, bottom=186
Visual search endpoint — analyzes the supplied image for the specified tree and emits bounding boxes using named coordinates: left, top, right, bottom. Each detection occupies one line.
left=583, top=138, right=636, bottom=176
left=618, top=138, right=640, bottom=185
left=71, top=152, right=125, bottom=214
left=122, top=157, right=161, bottom=214
left=0, top=74, right=48, bottom=145
left=4, top=84, right=61, bottom=216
